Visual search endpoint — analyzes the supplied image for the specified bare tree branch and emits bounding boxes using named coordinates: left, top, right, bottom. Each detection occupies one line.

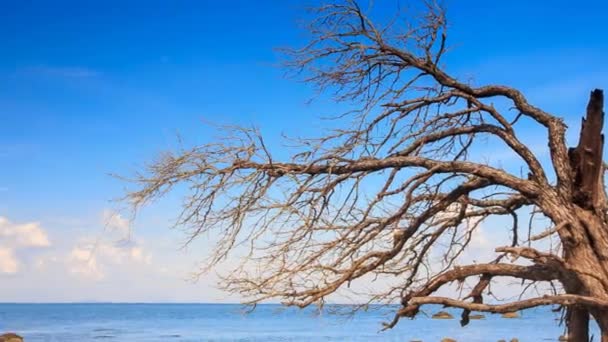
left=124, top=0, right=608, bottom=339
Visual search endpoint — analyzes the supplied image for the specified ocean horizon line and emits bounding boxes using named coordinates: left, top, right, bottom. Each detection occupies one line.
left=0, top=301, right=400, bottom=306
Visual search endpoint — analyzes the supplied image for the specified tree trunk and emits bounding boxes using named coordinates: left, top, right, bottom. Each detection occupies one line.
left=569, top=89, right=605, bottom=211
left=566, top=307, right=589, bottom=341
left=602, top=323, right=608, bottom=342
left=565, top=89, right=606, bottom=341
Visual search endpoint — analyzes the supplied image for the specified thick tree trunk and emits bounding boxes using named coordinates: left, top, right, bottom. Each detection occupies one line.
left=566, top=307, right=589, bottom=341
left=565, top=89, right=606, bottom=341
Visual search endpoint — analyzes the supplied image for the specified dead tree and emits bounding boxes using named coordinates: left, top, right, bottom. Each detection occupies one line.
left=125, top=1, right=607, bottom=340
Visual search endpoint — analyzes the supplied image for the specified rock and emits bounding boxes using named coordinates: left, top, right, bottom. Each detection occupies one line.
left=0, top=333, right=23, bottom=342
left=497, top=340, right=506, bottom=342
left=410, top=340, right=423, bottom=342
left=441, top=339, right=457, bottom=342
left=510, top=339, right=519, bottom=342
left=558, top=336, right=568, bottom=341
left=432, top=311, right=454, bottom=319
left=501, top=311, right=519, bottom=318
left=469, top=314, right=485, bottom=319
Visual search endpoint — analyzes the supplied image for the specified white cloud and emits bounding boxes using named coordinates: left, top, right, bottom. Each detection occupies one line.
left=0, top=216, right=51, bottom=248
left=102, top=209, right=131, bottom=239
left=469, top=225, right=489, bottom=249
left=0, top=216, right=51, bottom=276
left=432, top=206, right=491, bottom=249
left=50, top=210, right=151, bottom=281
left=0, top=247, right=18, bottom=274
left=68, top=246, right=104, bottom=280
left=461, top=216, right=490, bottom=251
left=130, top=246, right=152, bottom=264
left=67, top=240, right=152, bottom=281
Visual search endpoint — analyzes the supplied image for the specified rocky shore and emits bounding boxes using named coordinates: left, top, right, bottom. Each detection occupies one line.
left=426, top=310, right=529, bottom=342
left=0, top=333, right=23, bottom=342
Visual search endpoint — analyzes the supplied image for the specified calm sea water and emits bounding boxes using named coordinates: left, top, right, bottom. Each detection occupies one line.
left=0, top=303, right=601, bottom=341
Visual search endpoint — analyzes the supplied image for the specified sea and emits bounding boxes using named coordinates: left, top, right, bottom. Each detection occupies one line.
left=0, top=303, right=601, bottom=341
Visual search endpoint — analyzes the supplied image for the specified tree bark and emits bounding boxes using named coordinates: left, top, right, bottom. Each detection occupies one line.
left=569, top=89, right=605, bottom=211
left=566, top=307, right=589, bottom=341
left=565, top=89, right=606, bottom=341
left=590, top=310, right=608, bottom=342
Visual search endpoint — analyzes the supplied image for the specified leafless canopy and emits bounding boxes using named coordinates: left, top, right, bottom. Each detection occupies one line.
left=125, top=1, right=608, bottom=338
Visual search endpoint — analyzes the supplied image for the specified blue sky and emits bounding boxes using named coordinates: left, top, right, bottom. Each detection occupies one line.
left=0, top=0, right=606, bottom=302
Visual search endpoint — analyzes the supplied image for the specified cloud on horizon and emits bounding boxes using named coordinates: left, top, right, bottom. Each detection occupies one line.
left=67, top=239, right=152, bottom=281
left=0, top=247, right=18, bottom=274
left=58, top=210, right=152, bottom=281
left=0, top=216, right=51, bottom=274
left=0, top=216, right=51, bottom=248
